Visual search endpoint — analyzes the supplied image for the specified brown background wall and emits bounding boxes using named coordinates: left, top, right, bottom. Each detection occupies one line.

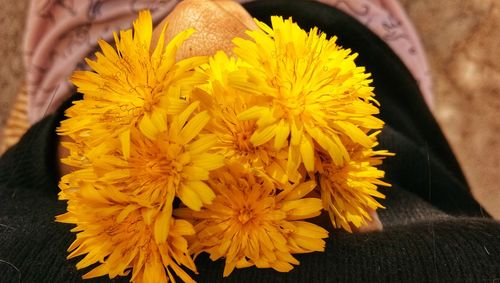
left=0, top=1, right=28, bottom=130
left=0, top=0, right=498, bottom=217
left=400, top=0, right=499, bottom=217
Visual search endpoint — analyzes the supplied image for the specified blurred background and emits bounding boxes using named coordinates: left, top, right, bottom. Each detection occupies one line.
left=0, top=0, right=498, bottom=217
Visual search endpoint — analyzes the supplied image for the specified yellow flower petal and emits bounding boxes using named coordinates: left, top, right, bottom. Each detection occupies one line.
left=178, top=185, right=203, bottom=211
left=183, top=166, right=210, bottom=180
left=154, top=205, right=173, bottom=244
left=299, top=135, right=314, bottom=172
left=119, top=128, right=131, bottom=159
left=281, top=198, right=323, bottom=219
left=250, top=123, right=278, bottom=146
left=188, top=134, right=218, bottom=155
left=274, top=119, right=290, bottom=149
left=187, top=181, right=215, bottom=205
left=280, top=180, right=316, bottom=201
left=292, top=221, right=329, bottom=238
left=191, top=153, right=224, bottom=171
left=133, top=10, right=153, bottom=51
left=180, top=111, right=210, bottom=143
left=237, top=106, right=269, bottom=121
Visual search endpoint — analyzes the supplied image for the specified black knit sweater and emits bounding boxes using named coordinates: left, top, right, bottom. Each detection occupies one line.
left=1, top=1, right=499, bottom=282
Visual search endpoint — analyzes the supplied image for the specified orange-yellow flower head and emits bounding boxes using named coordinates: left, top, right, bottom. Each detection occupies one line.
left=195, top=52, right=300, bottom=184
left=231, top=16, right=384, bottom=176
left=57, top=10, right=224, bottom=282
left=71, top=101, right=224, bottom=209
left=59, top=10, right=207, bottom=157
left=57, top=198, right=197, bottom=283
left=58, top=100, right=224, bottom=282
left=176, top=163, right=328, bottom=277
left=317, top=132, right=393, bottom=232
left=56, top=10, right=393, bottom=283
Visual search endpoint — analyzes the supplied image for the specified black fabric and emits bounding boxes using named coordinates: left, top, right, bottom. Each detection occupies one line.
left=0, top=1, right=499, bottom=282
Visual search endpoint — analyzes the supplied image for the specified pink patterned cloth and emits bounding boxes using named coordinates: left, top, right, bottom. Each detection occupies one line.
left=24, top=0, right=433, bottom=124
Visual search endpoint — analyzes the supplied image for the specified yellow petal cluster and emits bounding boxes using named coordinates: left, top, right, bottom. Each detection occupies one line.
left=57, top=11, right=392, bottom=283
left=176, top=163, right=328, bottom=277
left=193, top=52, right=300, bottom=184
left=58, top=11, right=221, bottom=283
left=59, top=10, right=207, bottom=158
left=317, top=132, right=393, bottom=232
left=231, top=16, right=383, bottom=175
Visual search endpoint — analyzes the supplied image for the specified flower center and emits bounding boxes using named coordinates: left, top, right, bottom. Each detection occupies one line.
left=235, top=131, right=253, bottom=152
left=146, top=159, right=175, bottom=174
left=135, top=144, right=190, bottom=187
left=323, top=162, right=346, bottom=186
left=276, top=92, right=307, bottom=119
left=142, top=86, right=160, bottom=113
left=237, top=207, right=255, bottom=225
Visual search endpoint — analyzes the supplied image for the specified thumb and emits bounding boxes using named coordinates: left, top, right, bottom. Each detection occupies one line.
left=152, top=0, right=257, bottom=60
left=352, top=209, right=383, bottom=233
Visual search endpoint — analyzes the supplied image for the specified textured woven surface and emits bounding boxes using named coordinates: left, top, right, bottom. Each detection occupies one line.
left=0, top=0, right=499, bottom=217
left=0, top=84, right=28, bottom=154
left=0, top=0, right=28, bottom=147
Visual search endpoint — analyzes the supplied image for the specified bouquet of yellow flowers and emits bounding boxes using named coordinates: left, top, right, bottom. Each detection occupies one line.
left=57, top=10, right=392, bottom=283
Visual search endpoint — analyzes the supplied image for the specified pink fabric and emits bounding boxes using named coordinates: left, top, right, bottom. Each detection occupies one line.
left=24, top=0, right=432, bottom=124
left=319, top=0, right=433, bottom=107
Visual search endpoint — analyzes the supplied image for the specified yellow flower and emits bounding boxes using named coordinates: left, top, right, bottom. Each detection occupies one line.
left=89, top=101, right=224, bottom=211
left=231, top=16, right=383, bottom=176
left=194, top=52, right=301, bottom=184
left=317, top=132, right=393, bottom=232
left=59, top=10, right=207, bottom=158
left=58, top=101, right=224, bottom=282
left=175, top=163, right=328, bottom=277
left=57, top=191, right=197, bottom=283
left=57, top=9, right=224, bottom=281
left=57, top=10, right=393, bottom=282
